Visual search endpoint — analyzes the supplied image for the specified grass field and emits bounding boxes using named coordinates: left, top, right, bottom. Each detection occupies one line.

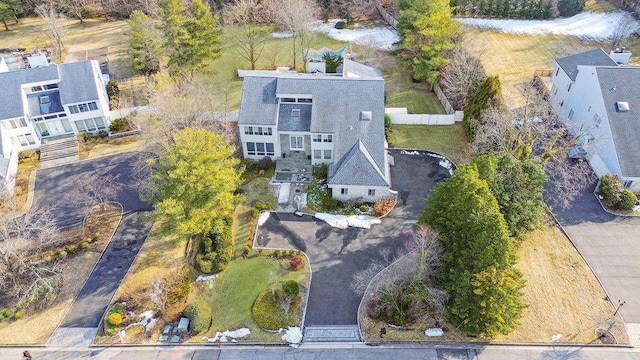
left=191, top=256, right=309, bottom=342
left=390, top=123, right=472, bottom=165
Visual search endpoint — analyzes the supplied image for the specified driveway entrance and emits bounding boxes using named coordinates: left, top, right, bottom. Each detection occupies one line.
left=256, top=150, right=452, bottom=326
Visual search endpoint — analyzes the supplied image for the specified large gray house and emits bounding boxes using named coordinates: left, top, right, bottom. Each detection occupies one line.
left=0, top=55, right=111, bottom=195
left=237, top=60, right=393, bottom=202
left=549, top=48, right=640, bottom=191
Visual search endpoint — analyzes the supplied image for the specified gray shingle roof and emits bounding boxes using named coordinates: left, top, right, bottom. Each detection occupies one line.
left=239, top=68, right=387, bottom=187
left=0, top=60, right=101, bottom=120
left=328, top=140, right=389, bottom=186
left=0, top=65, right=59, bottom=119
left=58, top=61, right=101, bottom=104
left=278, top=103, right=311, bottom=131
left=557, top=48, right=617, bottom=81
left=238, top=76, right=278, bottom=125
left=596, top=67, right=640, bottom=177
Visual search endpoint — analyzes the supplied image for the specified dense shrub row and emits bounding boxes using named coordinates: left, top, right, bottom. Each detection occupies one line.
left=183, top=300, right=212, bottom=333
left=252, top=281, right=301, bottom=330
left=195, top=218, right=234, bottom=273
left=598, top=174, right=638, bottom=211
left=452, top=0, right=554, bottom=19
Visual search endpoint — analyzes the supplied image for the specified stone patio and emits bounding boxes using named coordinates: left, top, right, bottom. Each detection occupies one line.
left=273, top=151, right=312, bottom=184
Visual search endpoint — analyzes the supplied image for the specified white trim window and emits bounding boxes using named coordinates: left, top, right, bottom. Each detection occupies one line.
left=245, top=126, right=272, bottom=136
left=341, top=188, right=348, bottom=195
left=15, top=133, right=37, bottom=146
left=368, top=189, right=376, bottom=196
left=68, top=101, right=98, bottom=114
left=246, top=142, right=275, bottom=156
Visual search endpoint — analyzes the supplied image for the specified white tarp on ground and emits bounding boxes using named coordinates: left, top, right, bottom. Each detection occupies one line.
left=457, top=11, right=640, bottom=41
left=281, top=326, right=303, bottom=344
left=278, top=183, right=291, bottom=204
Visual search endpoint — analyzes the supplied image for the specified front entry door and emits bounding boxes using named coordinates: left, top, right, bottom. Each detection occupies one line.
left=290, top=136, right=303, bottom=151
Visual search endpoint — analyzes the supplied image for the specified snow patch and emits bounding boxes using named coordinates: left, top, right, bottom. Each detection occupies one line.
left=425, top=328, right=444, bottom=337
left=280, top=326, right=303, bottom=344
left=196, top=274, right=217, bottom=282
left=124, top=310, right=157, bottom=336
left=258, top=211, right=270, bottom=226
left=310, top=20, right=400, bottom=51
left=315, top=212, right=381, bottom=229
left=457, top=11, right=640, bottom=41
left=203, top=328, right=251, bottom=342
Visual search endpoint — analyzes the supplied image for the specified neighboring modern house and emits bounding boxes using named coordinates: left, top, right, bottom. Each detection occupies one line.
left=237, top=59, right=393, bottom=202
left=549, top=48, right=640, bottom=191
left=0, top=55, right=112, bottom=195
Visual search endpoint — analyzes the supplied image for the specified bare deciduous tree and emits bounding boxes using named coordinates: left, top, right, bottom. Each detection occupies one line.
left=471, top=83, right=593, bottom=208
left=265, top=0, right=319, bottom=71
left=0, top=203, right=62, bottom=308
left=36, top=4, right=66, bottom=63
left=141, top=74, right=236, bottom=153
left=440, top=47, right=486, bottom=110
left=73, top=173, right=121, bottom=210
left=224, top=0, right=271, bottom=70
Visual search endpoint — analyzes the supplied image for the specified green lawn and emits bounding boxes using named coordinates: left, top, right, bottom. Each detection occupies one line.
left=384, top=66, right=446, bottom=114
left=390, top=123, right=471, bottom=165
left=191, top=256, right=310, bottom=342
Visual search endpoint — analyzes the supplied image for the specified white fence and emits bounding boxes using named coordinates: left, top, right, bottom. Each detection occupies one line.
left=386, top=108, right=463, bottom=125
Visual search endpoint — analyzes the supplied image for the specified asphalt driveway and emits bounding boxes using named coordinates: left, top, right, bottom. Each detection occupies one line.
left=551, top=180, right=640, bottom=327
left=258, top=150, right=451, bottom=325
left=33, top=153, right=152, bottom=331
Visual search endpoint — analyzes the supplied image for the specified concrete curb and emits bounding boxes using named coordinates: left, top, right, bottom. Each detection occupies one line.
left=47, top=201, right=124, bottom=346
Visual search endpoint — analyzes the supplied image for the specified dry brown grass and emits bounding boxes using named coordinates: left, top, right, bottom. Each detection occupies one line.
left=460, top=26, right=599, bottom=109
left=0, top=154, right=39, bottom=214
left=360, top=224, right=627, bottom=344
left=95, top=225, right=187, bottom=344
left=0, top=204, right=122, bottom=344
left=78, top=134, right=143, bottom=160
left=497, top=225, right=628, bottom=344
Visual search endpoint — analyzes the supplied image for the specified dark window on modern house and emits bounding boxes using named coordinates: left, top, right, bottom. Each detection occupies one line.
left=368, top=189, right=375, bottom=196
left=247, top=142, right=256, bottom=155
left=324, top=150, right=331, bottom=159
left=31, top=86, right=43, bottom=92
left=256, top=142, right=266, bottom=155
left=313, top=134, right=322, bottom=142
left=266, top=143, right=275, bottom=156
left=567, top=82, right=572, bottom=92
left=291, top=109, right=301, bottom=117
left=555, top=68, right=560, bottom=76
left=324, top=134, right=332, bottom=142
left=341, top=188, right=348, bottom=195
left=560, top=100, right=564, bottom=107
left=40, top=95, right=50, bottom=104
left=314, top=150, right=321, bottom=159
left=88, top=102, right=98, bottom=111
left=18, top=118, right=28, bottom=127
left=568, top=109, right=574, bottom=120
left=298, top=98, right=312, bottom=103
left=360, top=111, right=372, bottom=121
left=44, top=84, right=59, bottom=89
left=588, top=106, right=592, bottom=112
left=245, top=126, right=253, bottom=135
left=266, top=127, right=273, bottom=136
left=69, top=105, right=79, bottom=114
left=282, top=98, right=296, bottom=103
left=256, top=127, right=263, bottom=135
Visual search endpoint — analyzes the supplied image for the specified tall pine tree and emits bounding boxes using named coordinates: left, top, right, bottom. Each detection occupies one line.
left=420, top=164, right=525, bottom=337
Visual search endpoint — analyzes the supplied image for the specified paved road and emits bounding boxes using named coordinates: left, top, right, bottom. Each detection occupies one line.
left=33, top=153, right=153, bottom=338
left=258, top=150, right=450, bottom=326
left=3, top=344, right=640, bottom=360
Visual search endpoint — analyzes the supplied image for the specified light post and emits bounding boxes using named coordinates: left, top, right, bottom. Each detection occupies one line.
left=614, top=300, right=626, bottom=317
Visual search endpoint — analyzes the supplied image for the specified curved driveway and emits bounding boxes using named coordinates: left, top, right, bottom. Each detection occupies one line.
left=34, top=153, right=152, bottom=336
left=259, top=150, right=451, bottom=325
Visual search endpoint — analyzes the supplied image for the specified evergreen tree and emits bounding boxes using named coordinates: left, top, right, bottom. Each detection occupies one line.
left=463, top=75, right=502, bottom=140
left=473, top=154, right=547, bottom=237
left=159, top=0, right=221, bottom=73
left=146, top=128, right=242, bottom=240
left=128, top=10, right=163, bottom=74
left=0, top=0, right=21, bottom=31
left=397, top=0, right=459, bottom=85
left=420, top=164, right=525, bottom=337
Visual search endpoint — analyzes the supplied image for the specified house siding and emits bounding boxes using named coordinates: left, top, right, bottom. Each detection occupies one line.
left=328, top=184, right=392, bottom=203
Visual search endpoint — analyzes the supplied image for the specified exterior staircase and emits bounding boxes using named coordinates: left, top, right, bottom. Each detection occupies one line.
left=303, top=325, right=362, bottom=342
left=39, top=135, right=80, bottom=169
